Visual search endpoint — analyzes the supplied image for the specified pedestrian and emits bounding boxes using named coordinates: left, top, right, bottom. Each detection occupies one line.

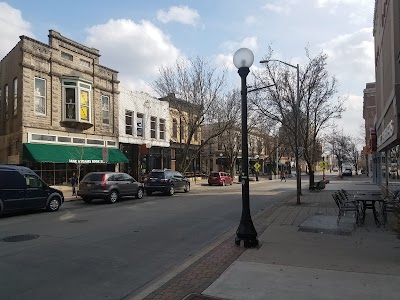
left=70, top=172, right=77, bottom=197
left=280, top=171, right=286, bottom=182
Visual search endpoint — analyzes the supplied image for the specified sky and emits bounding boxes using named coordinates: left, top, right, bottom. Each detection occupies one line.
left=0, top=0, right=374, bottom=147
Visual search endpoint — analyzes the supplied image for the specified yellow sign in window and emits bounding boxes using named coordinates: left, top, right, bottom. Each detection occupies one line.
left=80, top=91, right=89, bottom=121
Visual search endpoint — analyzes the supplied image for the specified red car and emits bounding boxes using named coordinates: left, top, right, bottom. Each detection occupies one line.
left=208, top=172, right=233, bottom=186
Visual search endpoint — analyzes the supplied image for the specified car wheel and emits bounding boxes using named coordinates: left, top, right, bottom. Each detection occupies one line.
left=136, top=188, right=144, bottom=199
left=82, top=197, right=92, bottom=204
left=108, top=190, right=119, bottom=204
left=184, top=183, right=190, bottom=192
left=168, top=186, right=175, bottom=196
left=146, top=190, right=153, bottom=196
left=47, top=196, right=61, bottom=212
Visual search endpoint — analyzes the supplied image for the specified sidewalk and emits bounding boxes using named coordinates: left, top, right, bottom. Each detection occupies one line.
left=130, top=176, right=400, bottom=300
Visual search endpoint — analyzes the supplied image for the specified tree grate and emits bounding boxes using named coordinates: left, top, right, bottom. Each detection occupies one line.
left=2, top=234, right=40, bottom=242
left=298, top=227, right=352, bottom=236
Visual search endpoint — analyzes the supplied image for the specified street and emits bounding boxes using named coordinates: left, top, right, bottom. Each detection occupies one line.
left=0, top=178, right=296, bottom=300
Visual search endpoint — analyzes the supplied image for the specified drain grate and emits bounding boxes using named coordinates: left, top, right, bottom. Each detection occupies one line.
left=2, top=234, right=40, bottom=242
left=68, top=219, right=88, bottom=223
left=298, top=227, right=352, bottom=236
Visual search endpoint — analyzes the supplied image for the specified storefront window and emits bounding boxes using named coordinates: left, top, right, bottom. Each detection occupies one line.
left=388, top=145, right=400, bottom=193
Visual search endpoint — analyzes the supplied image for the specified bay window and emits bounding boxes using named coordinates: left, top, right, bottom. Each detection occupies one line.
left=62, top=79, right=92, bottom=123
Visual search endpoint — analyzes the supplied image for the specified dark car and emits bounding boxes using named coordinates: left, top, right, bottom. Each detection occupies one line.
left=145, top=169, right=190, bottom=196
left=77, top=172, right=144, bottom=204
left=0, top=165, right=64, bottom=214
left=208, top=172, right=233, bottom=186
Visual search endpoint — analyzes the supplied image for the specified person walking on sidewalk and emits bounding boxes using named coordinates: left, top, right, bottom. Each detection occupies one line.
left=280, top=171, right=286, bottom=182
left=70, top=172, right=78, bottom=197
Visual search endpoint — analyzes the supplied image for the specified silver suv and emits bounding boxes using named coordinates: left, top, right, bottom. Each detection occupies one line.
left=78, top=172, right=144, bottom=204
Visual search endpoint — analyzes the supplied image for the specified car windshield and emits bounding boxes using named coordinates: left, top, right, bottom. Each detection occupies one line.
left=210, top=172, right=220, bottom=177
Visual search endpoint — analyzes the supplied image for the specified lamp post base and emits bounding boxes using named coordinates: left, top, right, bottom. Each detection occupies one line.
left=235, top=236, right=259, bottom=248
left=235, top=220, right=259, bottom=248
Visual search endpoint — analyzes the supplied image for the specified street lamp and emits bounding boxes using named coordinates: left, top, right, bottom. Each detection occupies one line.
left=260, top=59, right=301, bottom=204
left=233, top=48, right=258, bottom=248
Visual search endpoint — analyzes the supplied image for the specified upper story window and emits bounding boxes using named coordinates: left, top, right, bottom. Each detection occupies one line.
left=62, top=79, right=92, bottom=123
left=137, top=113, right=144, bottom=137
left=102, top=95, right=110, bottom=125
left=4, top=84, right=8, bottom=120
left=172, top=119, right=177, bottom=138
left=13, top=78, right=18, bottom=116
left=34, top=78, right=46, bottom=115
left=80, top=59, right=90, bottom=68
left=61, top=51, right=73, bottom=61
left=151, top=116, right=156, bottom=139
left=125, top=110, right=133, bottom=135
left=159, top=119, right=165, bottom=140
left=194, top=129, right=198, bottom=141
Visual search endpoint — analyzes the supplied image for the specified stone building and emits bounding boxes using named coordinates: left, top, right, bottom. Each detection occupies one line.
left=0, top=30, right=127, bottom=185
left=118, top=87, right=170, bottom=181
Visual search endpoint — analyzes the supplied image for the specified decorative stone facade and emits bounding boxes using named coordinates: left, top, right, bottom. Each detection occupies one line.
left=0, top=30, right=120, bottom=165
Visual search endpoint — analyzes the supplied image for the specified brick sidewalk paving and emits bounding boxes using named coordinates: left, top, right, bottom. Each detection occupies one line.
left=133, top=194, right=294, bottom=300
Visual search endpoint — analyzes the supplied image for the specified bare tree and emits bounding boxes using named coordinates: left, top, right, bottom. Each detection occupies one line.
left=324, top=130, right=352, bottom=177
left=252, top=47, right=345, bottom=196
left=151, top=57, right=236, bottom=173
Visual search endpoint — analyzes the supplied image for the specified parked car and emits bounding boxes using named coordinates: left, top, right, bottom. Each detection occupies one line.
left=332, top=167, right=339, bottom=172
left=145, top=169, right=190, bottom=196
left=77, top=172, right=144, bottom=204
left=0, top=165, right=64, bottom=213
left=342, top=168, right=352, bottom=176
left=208, top=172, right=233, bottom=186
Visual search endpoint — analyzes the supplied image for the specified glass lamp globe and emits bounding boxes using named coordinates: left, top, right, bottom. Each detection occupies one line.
left=233, top=48, right=254, bottom=69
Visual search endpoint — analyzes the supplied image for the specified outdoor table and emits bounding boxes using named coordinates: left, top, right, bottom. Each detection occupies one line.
left=352, top=195, right=385, bottom=227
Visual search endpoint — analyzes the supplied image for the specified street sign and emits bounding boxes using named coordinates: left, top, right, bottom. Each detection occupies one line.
left=319, top=161, right=328, bottom=170
left=102, top=147, right=109, bottom=163
left=254, top=162, right=261, bottom=172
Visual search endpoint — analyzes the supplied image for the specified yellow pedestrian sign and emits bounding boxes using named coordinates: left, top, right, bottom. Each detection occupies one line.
left=319, top=161, right=328, bottom=170
left=254, top=162, right=261, bottom=172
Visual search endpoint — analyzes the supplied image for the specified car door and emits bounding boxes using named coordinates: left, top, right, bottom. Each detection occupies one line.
left=173, top=172, right=184, bottom=190
left=109, top=173, right=128, bottom=196
left=24, top=174, right=47, bottom=208
left=0, top=170, right=27, bottom=211
left=121, top=173, right=138, bottom=195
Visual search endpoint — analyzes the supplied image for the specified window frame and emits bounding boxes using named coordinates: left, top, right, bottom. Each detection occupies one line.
left=159, top=118, right=165, bottom=140
left=125, top=110, right=133, bottom=135
left=34, top=77, right=46, bottom=116
left=4, top=84, right=9, bottom=120
left=172, top=119, right=177, bottom=138
left=101, top=95, right=110, bottom=125
left=150, top=116, right=156, bottom=139
left=62, top=79, right=92, bottom=123
left=137, top=113, right=144, bottom=137
left=13, top=78, right=17, bottom=116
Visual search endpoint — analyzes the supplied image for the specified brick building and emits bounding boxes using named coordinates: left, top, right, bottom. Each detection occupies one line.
left=0, top=30, right=127, bottom=185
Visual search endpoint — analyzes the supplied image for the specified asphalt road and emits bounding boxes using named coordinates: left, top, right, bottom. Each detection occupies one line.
left=0, top=178, right=297, bottom=300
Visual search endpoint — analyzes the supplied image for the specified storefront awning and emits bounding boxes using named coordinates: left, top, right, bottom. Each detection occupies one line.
left=23, top=143, right=128, bottom=163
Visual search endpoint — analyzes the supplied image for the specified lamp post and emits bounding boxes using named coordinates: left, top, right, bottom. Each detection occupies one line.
left=260, top=59, right=301, bottom=204
left=233, top=48, right=258, bottom=248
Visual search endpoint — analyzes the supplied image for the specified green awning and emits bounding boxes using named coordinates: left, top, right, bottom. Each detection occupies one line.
left=23, top=143, right=128, bottom=163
